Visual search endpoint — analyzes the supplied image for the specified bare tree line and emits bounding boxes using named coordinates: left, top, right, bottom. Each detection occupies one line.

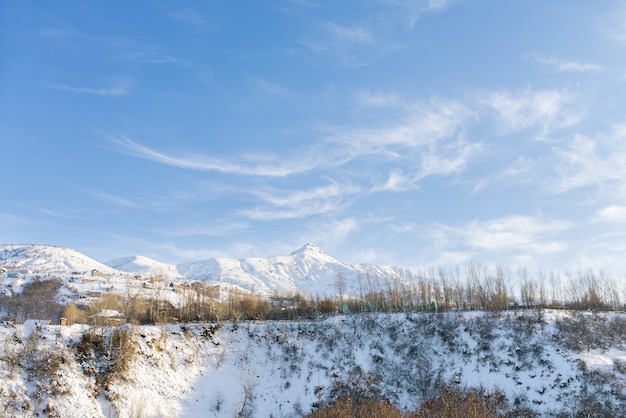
left=1, top=264, right=624, bottom=325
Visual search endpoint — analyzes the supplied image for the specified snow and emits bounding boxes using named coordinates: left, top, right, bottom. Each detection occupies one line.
left=2, top=243, right=626, bottom=416
left=2, top=311, right=624, bottom=417
left=1, top=243, right=427, bottom=304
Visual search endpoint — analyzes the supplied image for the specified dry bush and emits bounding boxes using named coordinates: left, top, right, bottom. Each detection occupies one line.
left=62, top=303, right=88, bottom=325
left=306, top=398, right=404, bottom=418
left=3, top=278, right=63, bottom=323
left=107, top=326, right=138, bottom=376
left=74, top=326, right=139, bottom=393
left=412, top=384, right=510, bottom=418
left=554, top=313, right=616, bottom=352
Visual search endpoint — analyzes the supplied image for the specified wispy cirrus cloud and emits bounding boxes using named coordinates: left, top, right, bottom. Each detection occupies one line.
left=478, top=88, right=579, bottom=136
left=240, top=181, right=359, bottom=220
left=328, top=99, right=471, bottom=154
left=246, top=75, right=292, bottom=96
left=170, top=7, right=214, bottom=30
left=0, top=212, right=28, bottom=225
left=371, top=138, right=482, bottom=191
left=325, top=22, right=374, bottom=45
left=355, top=89, right=400, bottom=107
left=607, top=2, right=626, bottom=44
left=551, top=125, right=626, bottom=194
left=533, top=54, right=602, bottom=73
left=165, top=221, right=250, bottom=237
left=301, top=217, right=360, bottom=251
left=102, top=134, right=328, bottom=177
left=301, top=0, right=452, bottom=67
left=472, top=156, right=536, bottom=193
left=432, top=215, right=571, bottom=255
left=301, top=22, right=376, bottom=67
left=381, top=0, right=451, bottom=28
left=417, top=139, right=482, bottom=180
left=44, top=82, right=130, bottom=96
left=86, top=190, right=138, bottom=208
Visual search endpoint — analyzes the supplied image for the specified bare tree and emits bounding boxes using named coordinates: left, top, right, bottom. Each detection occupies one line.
left=519, top=267, right=536, bottom=309
left=334, top=272, right=347, bottom=310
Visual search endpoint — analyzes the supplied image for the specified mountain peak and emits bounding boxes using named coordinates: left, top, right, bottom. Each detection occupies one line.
left=290, top=243, right=324, bottom=256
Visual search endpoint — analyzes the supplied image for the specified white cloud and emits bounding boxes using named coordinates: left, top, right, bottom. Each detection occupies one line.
left=472, top=156, right=535, bottom=193
left=356, top=89, right=399, bottom=107
left=171, top=8, right=213, bottom=29
left=0, top=212, right=28, bottom=225
left=103, top=134, right=327, bottom=177
left=435, top=215, right=571, bottom=255
left=240, top=181, right=359, bottom=220
left=416, top=139, right=482, bottom=180
left=534, top=54, right=602, bottom=73
left=381, top=0, right=450, bottom=28
left=247, top=75, right=291, bottom=96
left=165, top=221, right=250, bottom=237
left=594, top=205, right=626, bottom=223
left=302, top=217, right=360, bottom=249
left=478, top=88, right=578, bottom=136
left=329, top=99, right=471, bottom=154
left=551, top=125, right=626, bottom=193
left=424, top=0, right=449, bottom=12
left=607, top=2, right=626, bottom=44
left=87, top=191, right=138, bottom=208
left=325, top=22, right=374, bottom=45
left=374, top=170, right=412, bottom=192
left=45, top=83, right=130, bottom=96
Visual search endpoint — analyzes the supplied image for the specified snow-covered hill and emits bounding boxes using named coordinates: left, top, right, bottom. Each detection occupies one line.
left=106, top=255, right=181, bottom=279
left=0, top=244, right=118, bottom=278
left=1, top=311, right=625, bottom=417
left=0, top=243, right=418, bottom=300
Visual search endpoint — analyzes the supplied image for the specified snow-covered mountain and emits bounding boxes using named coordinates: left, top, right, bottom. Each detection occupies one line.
left=0, top=243, right=416, bottom=299
left=0, top=244, right=118, bottom=277
left=177, top=243, right=361, bottom=296
left=105, top=255, right=181, bottom=279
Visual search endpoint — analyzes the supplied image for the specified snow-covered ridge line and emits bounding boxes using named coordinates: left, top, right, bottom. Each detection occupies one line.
left=0, top=243, right=413, bottom=299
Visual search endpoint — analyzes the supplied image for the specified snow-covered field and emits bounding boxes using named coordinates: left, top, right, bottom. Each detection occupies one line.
left=1, top=310, right=625, bottom=417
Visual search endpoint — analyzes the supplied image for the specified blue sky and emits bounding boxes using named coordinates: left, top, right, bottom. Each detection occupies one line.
left=2, top=1, right=626, bottom=274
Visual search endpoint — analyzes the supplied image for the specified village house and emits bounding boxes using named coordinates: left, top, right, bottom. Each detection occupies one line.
left=170, top=282, right=191, bottom=292
left=89, top=309, right=127, bottom=326
left=91, top=269, right=105, bottom=277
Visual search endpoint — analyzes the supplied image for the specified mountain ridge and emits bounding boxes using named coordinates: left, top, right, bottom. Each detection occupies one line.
left=0, top=243, right=413, bottom=298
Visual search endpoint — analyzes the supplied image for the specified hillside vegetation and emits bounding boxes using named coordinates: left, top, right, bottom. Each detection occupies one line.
left=1, top=310, right=625, bottom=417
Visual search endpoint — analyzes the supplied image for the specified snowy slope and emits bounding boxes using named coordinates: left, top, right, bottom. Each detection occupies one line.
left=1, top=311, right=625, bottom=417
left=0, top=244, right=118, bottom=277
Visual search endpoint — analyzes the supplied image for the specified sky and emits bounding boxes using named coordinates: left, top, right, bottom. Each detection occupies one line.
left=2, top=1, right=626, bottom=275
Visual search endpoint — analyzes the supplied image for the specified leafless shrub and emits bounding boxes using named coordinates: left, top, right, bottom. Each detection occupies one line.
left=413, top=384, right=511, bottom=418
left=306, top=397, right=404, bottom=418
left=554, top=313, right=612, bottom=352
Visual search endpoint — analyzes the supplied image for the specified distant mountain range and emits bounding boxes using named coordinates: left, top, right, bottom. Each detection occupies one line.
left=0, top=243, right=417, bottom=298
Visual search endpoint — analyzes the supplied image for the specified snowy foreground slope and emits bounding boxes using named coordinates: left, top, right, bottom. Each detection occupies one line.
left=1, top=311, right=625, bottom=417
